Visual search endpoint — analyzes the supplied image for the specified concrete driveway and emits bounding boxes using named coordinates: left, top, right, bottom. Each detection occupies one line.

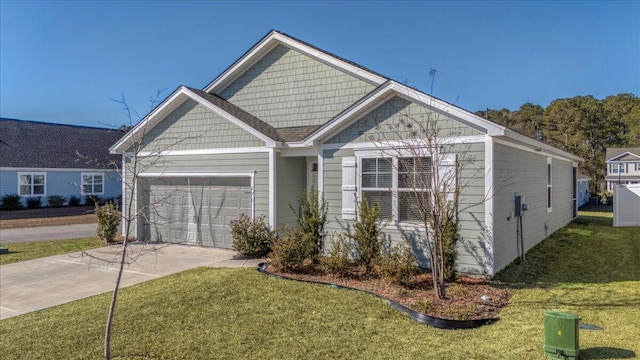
left=0, top=223, right=99, bottom=244
left=0, top=244, right=263, bottom=320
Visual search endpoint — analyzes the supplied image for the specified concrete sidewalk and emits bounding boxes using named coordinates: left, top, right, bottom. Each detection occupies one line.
left=0, top=244, right=263, bottom=320
left=0, top=223, right=99, bottom=244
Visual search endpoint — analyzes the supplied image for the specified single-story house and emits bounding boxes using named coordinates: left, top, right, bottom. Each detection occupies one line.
left=110, top=30, right=582, bottom=275
left=577, top=172, right=590, bottom=207
left=0, top=118, right=123, bottom=207
left=605, top=147, right=640, bottom=191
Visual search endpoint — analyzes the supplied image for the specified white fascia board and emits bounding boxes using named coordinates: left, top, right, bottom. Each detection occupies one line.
left=110, top=87, right=189, bottom=154
left=183, top=88, right=275, bottom=147
left=280, top=147, right=319, bottom=157
left=499, top=129, right=583, bottom=163
left=305, top=81, right=506, bottom=146
left=204, top=31, right=386, bottom=94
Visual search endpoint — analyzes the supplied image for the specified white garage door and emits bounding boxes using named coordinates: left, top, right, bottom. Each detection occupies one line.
left=145, top=177, right=252, bottom=248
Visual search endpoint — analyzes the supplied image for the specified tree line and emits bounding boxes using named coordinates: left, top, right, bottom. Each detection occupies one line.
left=475, top=93, right=640, bottom=195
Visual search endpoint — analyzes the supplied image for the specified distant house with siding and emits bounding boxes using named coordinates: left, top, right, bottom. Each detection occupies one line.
left=110, top=30, right=582, bottom=275
left=0, top=118, right=124, bottom=207
left=605, top=147, right=640, bottom=191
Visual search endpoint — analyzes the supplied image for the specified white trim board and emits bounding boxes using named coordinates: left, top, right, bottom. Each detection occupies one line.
left=322, top=136, right=486, bottom=151
left=1, top=167, right=117, bottom=173
left=137, top=147, right=270, bottom=157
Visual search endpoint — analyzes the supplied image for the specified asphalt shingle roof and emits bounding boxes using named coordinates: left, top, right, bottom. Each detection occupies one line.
left=0, top=118, right=125, bottom=169
left=605, top=147, right=640, bottom=161
left=276, top=125, right=321, bottom=142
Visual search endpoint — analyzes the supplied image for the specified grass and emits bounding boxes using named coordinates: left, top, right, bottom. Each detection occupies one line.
left=0, top=214, right=638, bottom=359
left=0, top=213, right=97, bottom=229
left=0, top=237, right=104, bottom=265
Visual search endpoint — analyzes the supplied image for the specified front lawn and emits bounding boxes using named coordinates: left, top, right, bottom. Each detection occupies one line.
left=0, top=237, right=104, bottom=265
left=0, top=214, right=638, bottom=359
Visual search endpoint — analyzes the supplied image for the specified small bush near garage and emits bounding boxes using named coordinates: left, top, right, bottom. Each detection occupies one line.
left=1, top=194, right=23, bottom=210
left=292, top=191, right=328, bottom=259
left=26, top=196, right=42, bottom=209
left=47, top=195, right=66, bottom=207
left=351, top=197, right=385, bottom=274
left=95, top=202, right=121, bottom=244
left=319, top=232, right=354, bottom=276
left=68, top=195, right=82, bottom=206
left=269, top=225, right=317, bottom=272
left=230, top=214, right=275, bottom=257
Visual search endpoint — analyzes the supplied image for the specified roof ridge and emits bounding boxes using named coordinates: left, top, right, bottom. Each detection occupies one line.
left=0, top=117, right=120, bottom=131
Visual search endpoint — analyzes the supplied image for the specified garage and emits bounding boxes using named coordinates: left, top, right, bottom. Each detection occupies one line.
left=142, top=176, right=252, bottom=249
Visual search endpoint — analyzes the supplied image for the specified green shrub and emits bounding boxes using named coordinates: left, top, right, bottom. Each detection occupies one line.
left=292, top=191, right=328, bottom=260
left=47, top=195, right=66, bottom=207
left=95, top=202, right=121, bottom=244
left=269, top=225, right=316, bottom=273
left=319, top=232, right=354, bottom=276
left=26, top=196, right=42, bottom=209
left=68, top=195, right=81, bottom=206
left=1, top=194, right=23, bottom=210
left=352, top=197, right=385, bottom=273
left=84, top=195, right=102, bottom=206
left=376, top=242, right=419, bottom=286
left=440, top=214, right=459, bottom=282
left=230, top=213, right=275, bottom=257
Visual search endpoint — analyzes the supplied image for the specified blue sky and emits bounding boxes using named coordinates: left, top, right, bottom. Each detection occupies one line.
left=1, top=1, right=638, bottom=128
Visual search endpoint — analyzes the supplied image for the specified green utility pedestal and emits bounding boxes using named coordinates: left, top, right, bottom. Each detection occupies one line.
left=543, top=311, right=579, bottom=359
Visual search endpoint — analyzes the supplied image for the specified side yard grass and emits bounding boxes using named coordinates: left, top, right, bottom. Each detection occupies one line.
left=0, top=237, right=104, bottom=265
left=0, top=213, right=638, bottom=359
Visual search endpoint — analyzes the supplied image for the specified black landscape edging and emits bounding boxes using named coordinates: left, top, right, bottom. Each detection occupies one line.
left=257, top=263, right=498, bottom=329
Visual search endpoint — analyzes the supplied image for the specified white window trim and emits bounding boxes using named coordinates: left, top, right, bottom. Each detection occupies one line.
left=356, top=150, right=432, bottom=225
left=546, top=157, right=552, bottom=213
left=611, top=163, right=626, bottom=174
left=81, top=172, right=106, bottom=195
left=17, top=172, right=47, bottom=197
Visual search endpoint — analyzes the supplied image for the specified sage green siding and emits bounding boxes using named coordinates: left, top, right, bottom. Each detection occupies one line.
left=322, top=142, right=488, bottom=274
left=276, top=155, right=306, bottom=227
left=219, top=44, right=376, bottom=128
left=139, top=99, right=264, bottom=152
left=492, top=142, right=575, bottom=272
left=124, top=153, right=269, bottom=241
left=326, top=96, right=482, bottom=144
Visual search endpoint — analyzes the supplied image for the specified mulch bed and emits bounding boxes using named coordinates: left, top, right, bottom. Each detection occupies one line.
left=0, top=206, right=95, bottom=220
left=265, top=264, right=511, bottom=321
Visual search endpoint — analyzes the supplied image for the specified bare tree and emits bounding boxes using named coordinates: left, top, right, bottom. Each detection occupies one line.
left=368, top=73, right=488, bottom=299
left=81, top=90, right=202, bottom=359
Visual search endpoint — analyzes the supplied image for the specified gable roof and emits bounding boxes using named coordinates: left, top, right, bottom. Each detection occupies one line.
left=112, top=31, right=582, bottom=163
left=0, top=118, right=124, bottom=169
left=110, top=86, right=282, bottom=153
left=605, top=147, right=640, bottom=161
left=203, top=30, right=387, bottom=94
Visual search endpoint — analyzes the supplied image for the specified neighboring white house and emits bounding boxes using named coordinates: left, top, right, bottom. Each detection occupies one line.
left=605, top=147, right=640, bottom=191
left=110, top=30, right=582, bottom=276
left=0, top=118, right=124, bottom=207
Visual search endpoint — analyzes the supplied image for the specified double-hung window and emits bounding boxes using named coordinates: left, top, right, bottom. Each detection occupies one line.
left=398, top=157, right=431, bottom=222
left=82, top=173, right=104, bottom=195
left=611, top=163, right=626, bottom=174
left=360, top=156, right=432, bottom=222
left=361, top=158, right=393, bottom=220
left=19, top=173, right=46, bottom=196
